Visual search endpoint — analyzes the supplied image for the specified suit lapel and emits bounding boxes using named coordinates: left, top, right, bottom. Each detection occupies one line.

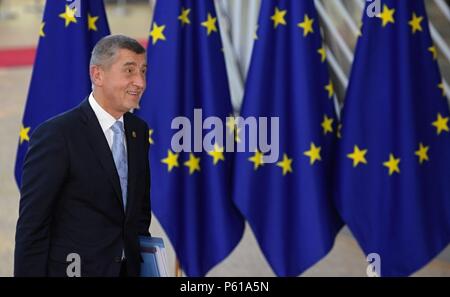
left=79, top=99, right=125, bottom=213
left=124, top=113, right=138, bottom=219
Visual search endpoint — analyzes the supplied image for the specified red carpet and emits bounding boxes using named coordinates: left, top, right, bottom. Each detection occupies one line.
left=0, top=47, right=36, bottom=68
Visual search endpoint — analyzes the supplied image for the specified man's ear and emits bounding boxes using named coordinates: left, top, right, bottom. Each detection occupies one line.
left=90, top=65, right=103, bottom=87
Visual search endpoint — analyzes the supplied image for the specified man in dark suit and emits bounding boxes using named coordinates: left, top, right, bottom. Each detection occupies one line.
left=14, top=35, right=151, bottom=277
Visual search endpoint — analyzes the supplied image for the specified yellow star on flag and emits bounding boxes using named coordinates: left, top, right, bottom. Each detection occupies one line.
left=161, top=150, right=179, bottom=172
left=408, top=12, right=423, bottom=34
left=415, top=143, right=429, bottom=164
left=432, top=113, right=449, bottom=135
left=249, top=150, right=264, bottom=170
left=337, top=123, right=342, bottom=139
left=347, top=145, right=368, bottom=167
left=233, top=127, right=242, bottom=142
left=201, top=13, right=218, bottom=36
left=254, top=25, right=259, bottom=40
left=325, top=80, right=334, bottom=98
left=377, top=4, right=395, bottom=27
left=383, top=153, right=400, bottom=175
left=357, top=21, right=363, bottom=37
left=59, top=5, right=77, bottom=27
left=208, top=144, right=225, bottom=165
left=321, top=115, right=334, bottom=135
left=276, top=154, right=293, bottom=175
left=304, top=143, right=322, bottom=165
left=19, top=125, right=31, bottom=144
left=148, top=129, right=154, bottom=144
left=150, top=22, right=166, bottom=45
left=226, top=116, right=241, bottom=142
left=428, top=46, right=438, bottom=60
left=88, top=14, right=99, bottom=31
left=271, top=7, right=287, bottom=28
left=178, top=7, right=191, bottom=26
left=297, top=14, right=314, bottom=36
left=184, top=153, right=201, bottom=174
left=318, top=46, right=326, bottom=63
left=438, top=82, right=446, bottom=97
left=39, top=22, right=45, bottom=37
left=226, top=116, right=237, bottom=133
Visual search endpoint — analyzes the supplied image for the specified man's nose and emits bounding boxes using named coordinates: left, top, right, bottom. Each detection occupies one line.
left=134, top=73, right=146, bottom=89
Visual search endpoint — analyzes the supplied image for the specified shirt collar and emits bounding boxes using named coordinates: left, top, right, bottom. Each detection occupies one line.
left=88, top=92, right=124, bottom=133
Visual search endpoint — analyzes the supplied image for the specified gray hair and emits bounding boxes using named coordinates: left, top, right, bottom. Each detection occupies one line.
left=90, top=34, right=146, bottom=68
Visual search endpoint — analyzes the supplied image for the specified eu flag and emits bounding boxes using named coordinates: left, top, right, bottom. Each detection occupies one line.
left=15, top=0, right=110, bottom=186
left=232, top=0, right=343, bottom=276
left=335, top=0, right=450, bottom=276
left=135, top=0, right=245, bottom=276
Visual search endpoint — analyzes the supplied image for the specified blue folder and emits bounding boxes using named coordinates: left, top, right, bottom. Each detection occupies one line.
left=139, top=236, right=167, bottom=277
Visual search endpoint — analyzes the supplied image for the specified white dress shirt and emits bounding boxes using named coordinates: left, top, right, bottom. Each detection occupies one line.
left=88, top=93, right=127, bottom=152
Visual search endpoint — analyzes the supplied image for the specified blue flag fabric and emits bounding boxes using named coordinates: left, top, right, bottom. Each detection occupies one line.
left=135, top=0, right=245, bottom=276
left=15, top=0, right=110, bottom=186
left=232, top=0, right=343, bottom=276
left=336, top=0, right=450, bottom=276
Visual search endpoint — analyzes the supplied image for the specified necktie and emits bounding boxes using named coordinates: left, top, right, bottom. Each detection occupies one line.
left=111, top=121, right=128, bottom=210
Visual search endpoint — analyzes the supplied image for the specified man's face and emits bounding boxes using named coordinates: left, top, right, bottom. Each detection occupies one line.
left=99, top=49, right=147, bottom=115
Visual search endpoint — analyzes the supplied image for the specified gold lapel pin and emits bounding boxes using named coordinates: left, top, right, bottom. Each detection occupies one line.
left=132, top=131, right=137, bottom=138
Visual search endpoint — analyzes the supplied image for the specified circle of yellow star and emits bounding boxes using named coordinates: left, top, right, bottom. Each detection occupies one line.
left=428, top=46, right=438, bottom=60
left=150, top=22, right=166, bottom=45
left=321, top=115, right=334, bottom=135
left=19, top=125, right=31, bottom=144
left=249, top=150, right=264, bottom=170
left=254, top=25, right=259, bottom=40
left=276, top=154, right=293, bottom=175
left=39, top=22, right=45, bottom=37
left=234, top=127, right=241, bottom=142
left=415, top=143, right=429, bottom=164
left=201, top=13, right=218, bottom=36
left=377, top=4, right=395, bottom=27
left=59, top=5, right=77, bottom=27
left=337, top=123, right=342, bottom=139
left=318, top=46, right=326, bottom=63
left=438, top=82, right=446, bottom=97
left=408, top=12, right=423, bottom=34
left=297, top=14, right=314, bottom=37
left=148, top=129, right=154, bottom=144
left=88, top=14, right=99, bottom=31
left=226, top=116, right=238, bottom=133
left=271, top=7, right=287, bottom=28
left=347, top=145, right=368, bottom=167
left=304, top=143, right=322, bottom=165
left=357, top=21, right=363, bottom=37
left=325, top=80, right=334, bottom=98
left=161, top=150, right=179, bottom=172
left=226, top=116, right=241, bottom=142
left=184, top=153, right=201, bottom=174
left=178, top=7, right=191, bottom=26
left=432, top=113, right=449, bottom=135
left=383, top=153, right=400, bottom=176
left=208, top=144, right=225, bottom=165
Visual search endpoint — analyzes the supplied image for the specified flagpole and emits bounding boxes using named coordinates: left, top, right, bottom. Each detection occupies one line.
left=175, top=258, right=182, bottom=277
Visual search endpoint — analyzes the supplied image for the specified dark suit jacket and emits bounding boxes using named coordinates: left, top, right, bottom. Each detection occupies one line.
left=14, top=98, right=151, bottom=277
